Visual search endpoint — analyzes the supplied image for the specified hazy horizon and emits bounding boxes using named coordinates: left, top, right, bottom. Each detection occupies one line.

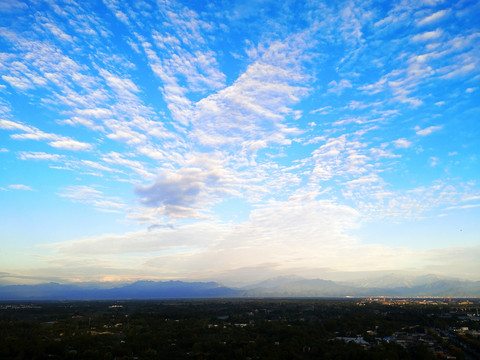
left=0, top=270, right=471, bottom=288
left=1, top=0, right=479, bottom=286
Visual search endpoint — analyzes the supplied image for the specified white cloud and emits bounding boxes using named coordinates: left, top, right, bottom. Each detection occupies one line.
left=360, top=78, right=387, bottom=94
left=102, top=152, right=154, bottom=179
left=192, top=35, right=309, bottom=148
left=45, top=222, right=226, bottom=256
left=344, top=174, right=380, bottom=188
left=61, top=116, right=105, bottom=132
left=75, top=108, right=112, bottom=118
left=0, top=119, right=32, bottom=132
left=99, top=69, right=140, bottom=96
left=338, top=1, right=369, bottom=45
left=359, top=23, right=472, bottom=108
left=0, top=24, right=168, bottom=160
left=0, top=0, right=27, bottom=12
left=327, top=79, right=352, bottom=94
left=441, top=62, right=476, bottom=79
left=49, top=139, right=93, bottom=151
left=8, top=184, right=33, bottom=191
left=417, top=10, right=449, bottom=26
left=357, top=182, right=471, bottom=220
left=307, top=135, right=377, bottom=184
left=422, top=0, right=445, bottom=5
left=18, top=151, right=64, bottom=161
left=1, top=119, right=93, bottom=151
left=105, top=121, right=147, bottom=145
left=58, top=185, right=103, bottom=201
left=310, top=106, right=332, bottom=114
left=392, top=138, right=412, bottom=148
left=43, top=22, right=74, bottom=43
left=58, top=185, right=126, bottom=212
left=80, top=160, right=116, bottom=172
left=1, top=75, right=33, bottom=90
left=415, top=125, right=442, bottom=136
left=412, top=29, right=443, bottom=42
left=136, top=4, right=226, bottom=128
left=446, top=204, right=480, bottom=210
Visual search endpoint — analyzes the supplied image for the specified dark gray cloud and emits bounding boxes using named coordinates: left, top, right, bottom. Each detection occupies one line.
left=135, top=155, right=237, bottom=218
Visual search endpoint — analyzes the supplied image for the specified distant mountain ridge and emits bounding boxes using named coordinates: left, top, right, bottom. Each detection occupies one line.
left=0, top=275, right=479, bottom=300
left=341, top=273, right=463, bottom=289
left=0, top=280, right=236, bottom=300
left=242, top=275, right=480, bottom=298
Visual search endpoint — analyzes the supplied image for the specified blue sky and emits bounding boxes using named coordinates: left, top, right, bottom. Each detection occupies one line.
left=0, top=0, right=479, bottom=285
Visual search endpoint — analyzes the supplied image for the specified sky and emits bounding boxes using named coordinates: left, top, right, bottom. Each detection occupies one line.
left=0, top=0, right=479, bottom=286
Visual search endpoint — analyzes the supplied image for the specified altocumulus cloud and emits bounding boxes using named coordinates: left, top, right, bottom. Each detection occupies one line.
left=1, top=0, right=479, bottom=284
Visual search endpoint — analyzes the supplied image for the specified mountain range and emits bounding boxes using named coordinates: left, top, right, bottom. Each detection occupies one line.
left=1, top=275, right=479, bottom=300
